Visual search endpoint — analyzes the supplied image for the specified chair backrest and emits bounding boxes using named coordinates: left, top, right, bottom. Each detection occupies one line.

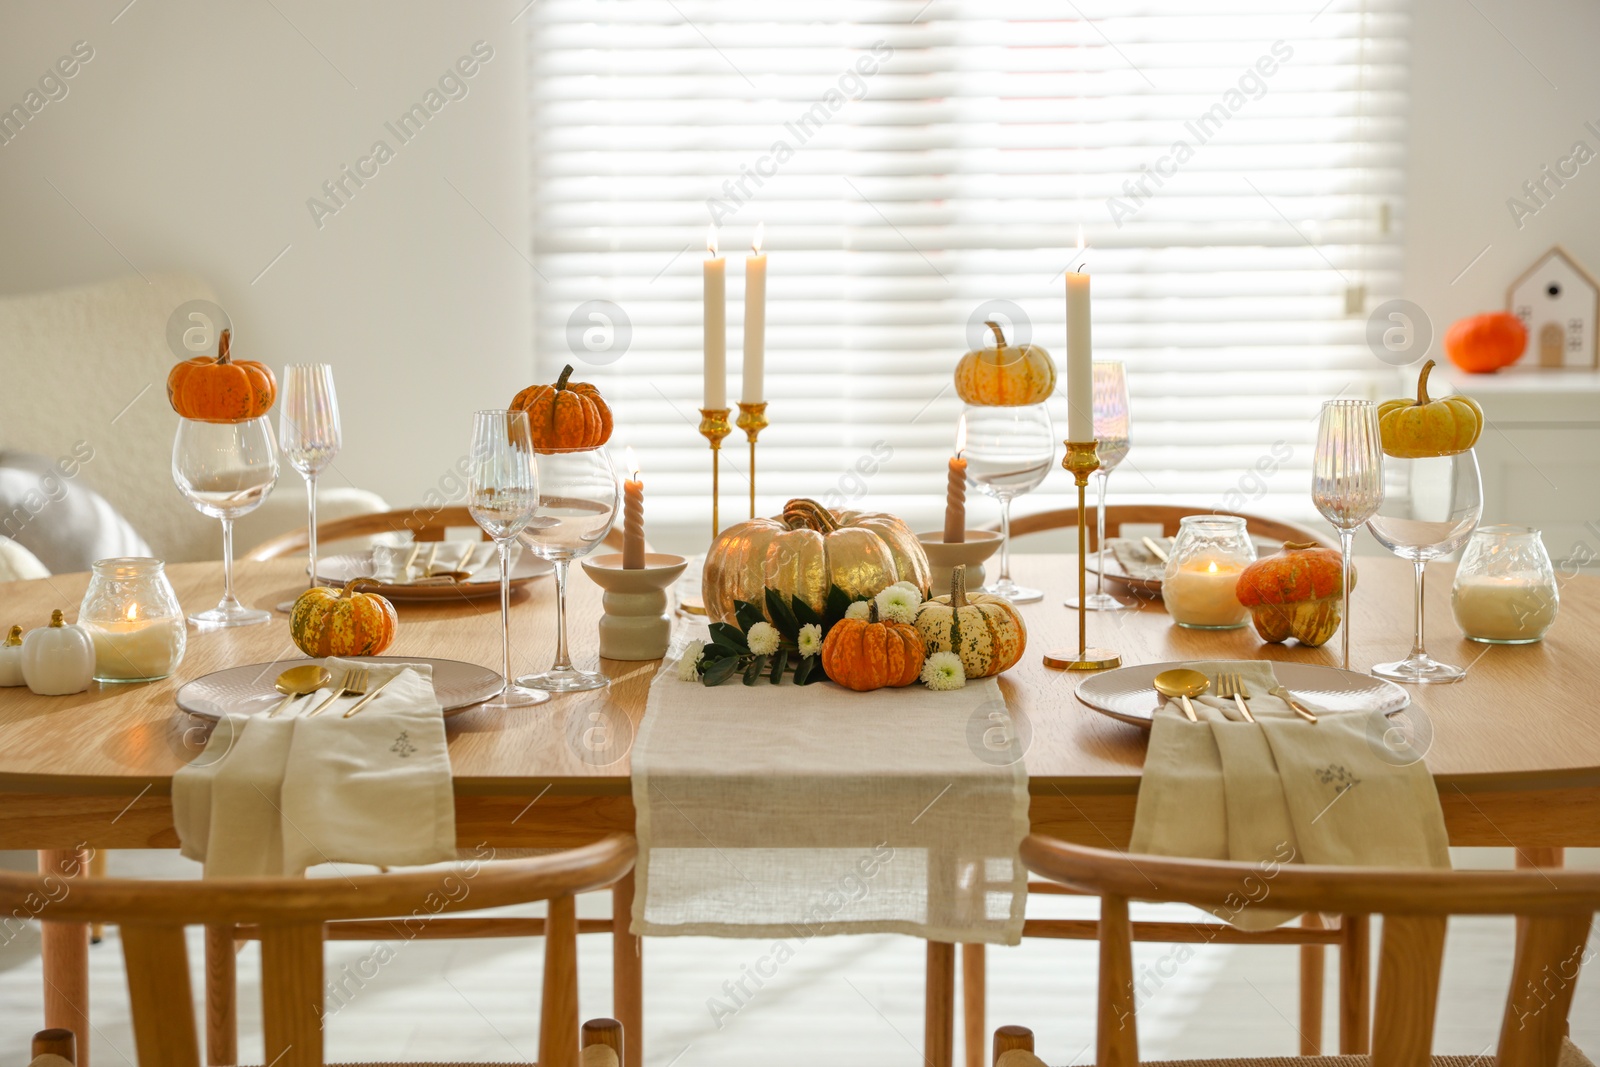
left=246, top=506, right=633, bottom=562
left=997, top=504, right=1335, bottom=550
left=1020, top=834, right=1599, bottom=1067
left=11, top=835, right=635, bottom=1067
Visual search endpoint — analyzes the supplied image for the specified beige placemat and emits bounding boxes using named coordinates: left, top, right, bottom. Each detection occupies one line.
left=632, top=636, right=1029, bottom=944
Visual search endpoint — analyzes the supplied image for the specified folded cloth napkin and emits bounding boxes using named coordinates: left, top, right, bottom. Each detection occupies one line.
left=173, top=658, right=455, bottom=878
left=1129, top=660, right=1449, bottom=929
left=372, top=541, right=511, bottom=583
left=1110, top=537, right=1171, bottom=582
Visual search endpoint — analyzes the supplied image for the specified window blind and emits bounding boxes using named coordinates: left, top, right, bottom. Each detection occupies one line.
left=525, top=0, right=1409, bottom=544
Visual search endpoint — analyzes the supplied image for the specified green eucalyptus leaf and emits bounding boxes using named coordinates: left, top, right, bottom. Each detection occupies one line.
left=709, top=622, right=747, bottom=652
left=734, top=599, right=766, bottom=632
left=790, top=596, right=822, bottom=629
left=701, top=655, right=740, bottom=686
left=825, top=585, right=852, bottom=622
left=765, top=587, right=801, bottom=639
left=743, top=655, right=767, bottom=686
left=769, top=649, right=788, bottom=683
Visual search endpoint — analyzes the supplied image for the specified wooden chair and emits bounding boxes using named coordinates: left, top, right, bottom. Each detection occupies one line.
left=29, top=1028, right=76, bottom=1065
left=244, top=505, right=635, bottom=562
left=16, top=835, right=637, bottom=1067
left=1001, top=833, right=1600, bottom=1067
left=995, top=505, right=1335, bottom=550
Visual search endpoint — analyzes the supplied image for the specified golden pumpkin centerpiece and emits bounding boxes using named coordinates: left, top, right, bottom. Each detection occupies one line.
left=953, top=320, right=1057, bottom=406
left=702, top=498, right=930, bottom=626
left=1377, top=359, right=1483, bottom=459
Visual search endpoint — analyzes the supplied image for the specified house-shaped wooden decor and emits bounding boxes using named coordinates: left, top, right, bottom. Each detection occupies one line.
left=1507, top=245, right=1599, bottom=368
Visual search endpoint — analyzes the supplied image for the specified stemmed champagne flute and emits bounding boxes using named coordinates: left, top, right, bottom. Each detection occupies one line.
left=1311, top=400, right=1384, bottom=670
left=517, top=447, right=619, bottom=692
left=1367, top=449, right=1482, bottom=683
left=964, top=403, right=1055, bottom=604
left=1067, top=360, right=1132, bottom=611
left=173, top=417, right=279, bottom=627
left=468, top=411, right=548, bottom=709
left=276, top=364, right=341, bottom=612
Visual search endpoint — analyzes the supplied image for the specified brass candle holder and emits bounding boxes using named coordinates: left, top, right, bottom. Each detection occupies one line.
left=1043, top=440, right=1123, bottom=671
left=736, top=401, right=769, bottom=519
left=698, top=406, right=733, bottom=542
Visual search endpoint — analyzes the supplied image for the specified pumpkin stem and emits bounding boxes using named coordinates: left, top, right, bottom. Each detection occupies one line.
left=867, top=599, right=879, bottom=624
left=1283, top=540, right=1319, bottom=551
left=555, top=364, right=574, bottom=392
left=48, top=609, right=65, bottom=628
left=984, top=320, right=1007, bottom=349
left=216, top=329, right=232, bottom=365
left=341, top=578, right=379, bottom=599
left=782, top=498, right=841, bottom=534
left=3, top=625, right=20, bottom=647
left=950, top=564, right=968, bottom=611
left=1415, top=359, right=1435, bottom=406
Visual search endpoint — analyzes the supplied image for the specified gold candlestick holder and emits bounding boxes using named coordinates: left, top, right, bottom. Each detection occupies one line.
left=699, top=407, right=733, bottom=542
left=1043, top=440, right=1123, bottom=672
left=736, top=401, right=769, bottom=519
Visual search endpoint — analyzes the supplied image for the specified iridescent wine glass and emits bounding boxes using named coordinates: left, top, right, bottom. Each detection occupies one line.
left=1066, top=360, right=1132, bottom=611
left=1311, top=399, right=1384, bottom=670
left=276, top=363, right=341, bottom=612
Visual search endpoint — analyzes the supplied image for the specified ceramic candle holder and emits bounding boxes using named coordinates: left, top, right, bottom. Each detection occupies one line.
left=582, top=553, right=689, bottom=661
left=916, top=530, right=1003, bottom=594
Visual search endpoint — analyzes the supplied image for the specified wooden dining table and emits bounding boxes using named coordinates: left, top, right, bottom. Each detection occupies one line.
left=1, top=553, right=1596, bottom=1066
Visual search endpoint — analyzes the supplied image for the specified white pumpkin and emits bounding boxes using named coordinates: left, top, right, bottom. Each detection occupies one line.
left=0, top=626, right=24, bottom=687
left=22, top=611, right=94, bottom=695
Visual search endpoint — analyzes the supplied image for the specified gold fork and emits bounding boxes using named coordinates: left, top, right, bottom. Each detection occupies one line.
left=305, top=668, right=369, bottom=718
left=1216, top=670, right=1257, bottom=723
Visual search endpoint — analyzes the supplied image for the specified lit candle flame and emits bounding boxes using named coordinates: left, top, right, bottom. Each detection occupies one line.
left=707, top=225, right=719, bottom=258
left=125, top=602, right=139, bottom=622
left=625, top=445, right=640, bottom=482
left=1206, top=560, right=1219, bottom=575
left=954, top=414, right=967, bottom=458
left=752, top=221, right=764, bottom=256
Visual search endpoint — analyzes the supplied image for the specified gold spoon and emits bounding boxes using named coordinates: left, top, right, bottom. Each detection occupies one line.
left=266, top=664, right=331, bottom=718
left=1153, top=668, right=1209, bottom=723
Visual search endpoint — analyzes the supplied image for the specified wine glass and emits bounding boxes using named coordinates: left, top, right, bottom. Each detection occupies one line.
left=1066, top=360, right=1132, bottom=611
left=964, top=403, right=1055, bottom=603
left=468, top=411, right=548, bottom=709
left=517, top=447, right=619, bottom=693
left=1367, top=449, right=1482, bottom=683
left=173, top=417, right=279, bottom=627
left=276, top=363, right=341, bottom=612
left=1312, top=400, right=1384, bottom=670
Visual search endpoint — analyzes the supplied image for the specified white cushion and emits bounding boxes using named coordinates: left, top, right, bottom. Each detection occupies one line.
left=0, top=536, right=48, bottom=582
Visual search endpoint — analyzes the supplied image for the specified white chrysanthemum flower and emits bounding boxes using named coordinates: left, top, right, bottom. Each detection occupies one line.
left=875, top=584, right=921, bottom=624
left=796, top=623, right=823, bottom=657
left=921, top=651, right=967, bottom=691
left=746, top=621, right=780, bottom=656
left=676, top=641, right=706, bottom=681
left=845, top=600, right=872, bottom=621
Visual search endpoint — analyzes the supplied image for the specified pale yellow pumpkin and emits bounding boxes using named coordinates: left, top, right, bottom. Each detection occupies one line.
left=702, top=498, right=930, bottom=626
left=914, top=565, right=1027, bottom=678
left=953, top=321, right=1057, bottom=406
left=1377, top=359, right=1483, bottom=459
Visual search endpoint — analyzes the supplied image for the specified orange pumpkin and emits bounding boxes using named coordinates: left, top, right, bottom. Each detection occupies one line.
left=820, top=601, right=925, bottom=691
left=166, top=330, right=277, bottom=423
left=1234, top=541, right=1350, bottom=647
left=953, top=321, right=1057, bottom=406
left=510, top=364, right=613, bottom=453
left=1444, top=312, right=1527, bottom=374
left=288, top=579, right=398, bottom=658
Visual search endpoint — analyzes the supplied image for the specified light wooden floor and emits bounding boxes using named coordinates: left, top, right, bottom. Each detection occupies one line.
left=0, top=848, right=1594, bottom=1065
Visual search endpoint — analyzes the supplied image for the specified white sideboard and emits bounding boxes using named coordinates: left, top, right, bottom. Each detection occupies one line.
left=1441, top=367, right=1600, bottom=572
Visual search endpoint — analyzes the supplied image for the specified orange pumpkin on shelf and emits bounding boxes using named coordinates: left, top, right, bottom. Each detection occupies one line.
left=510, top=364, right=613, bottom=453
left=1234, top=541, right=1350, bottom=647
left=1444, top=311, right=1528, bottom=374
left=820, top=601, right=925, bottom=691
left=166, top=329, right=277, bottom=423
left=288, top=579, right=398, bottom=658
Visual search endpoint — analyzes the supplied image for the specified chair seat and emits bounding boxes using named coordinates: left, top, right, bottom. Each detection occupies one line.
left=1135, top=1040, right=1595, bottom=1067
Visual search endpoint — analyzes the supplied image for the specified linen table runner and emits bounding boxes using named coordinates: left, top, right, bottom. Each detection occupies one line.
left=1130, top=660, right=1448, bottom=930
left=633, top=643, right=1030, bottom=945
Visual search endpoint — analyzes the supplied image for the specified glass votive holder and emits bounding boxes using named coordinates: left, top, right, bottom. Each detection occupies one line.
left=78, top=558, right=187, bottom=683
left=1451, top=525, right=1558, bottom=644
left=1161, top=515, right=1257, bottom=630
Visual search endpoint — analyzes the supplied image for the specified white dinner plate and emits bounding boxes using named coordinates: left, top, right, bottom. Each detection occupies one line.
left=315, top=550, right=553, bottom=602
left=1074, top=660, right=1410, bottom=729
left=176, top=656, right=504, bottom=720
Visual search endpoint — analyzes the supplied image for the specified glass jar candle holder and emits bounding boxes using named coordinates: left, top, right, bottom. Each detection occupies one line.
left=1161, top=515, right=1257, bottom=630
left=78, top=558, right=187, bottom=683
left=1451, top=525, right=1558, bottom=644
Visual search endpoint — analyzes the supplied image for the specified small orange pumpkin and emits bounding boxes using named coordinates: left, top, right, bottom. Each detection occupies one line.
left=820, top=601, right=925, bottom=691
left=288, top=579, right=398, bottom=658
left=510, top=364, right=613, bottom=453
left=953, top=321, right=1057, bottom=406
left=166, top=330, right=277, bottom=423
left=1444, top=312, right=1528, bottom=374
left=1234, top=541, right=1350, bottom=647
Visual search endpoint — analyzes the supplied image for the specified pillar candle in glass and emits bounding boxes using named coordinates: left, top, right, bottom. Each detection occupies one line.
left=1161, top=516, right=1256, bottom=629
left=703, top=226, right=727, bottom=409
left=623, top=446, right=645, bottom=570
left=742, top=223, right=766, bottom=405
left=943, top=415, right=967, bottom=543
left=1451, top=525, right=1559, bottom=643
left=77, top=557, right=187, bottom=682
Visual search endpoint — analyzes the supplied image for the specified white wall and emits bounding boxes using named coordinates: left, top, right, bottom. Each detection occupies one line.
left=0, top=0, right=533, bottom=508
left=1403, top=0, right=1600, bottom=332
